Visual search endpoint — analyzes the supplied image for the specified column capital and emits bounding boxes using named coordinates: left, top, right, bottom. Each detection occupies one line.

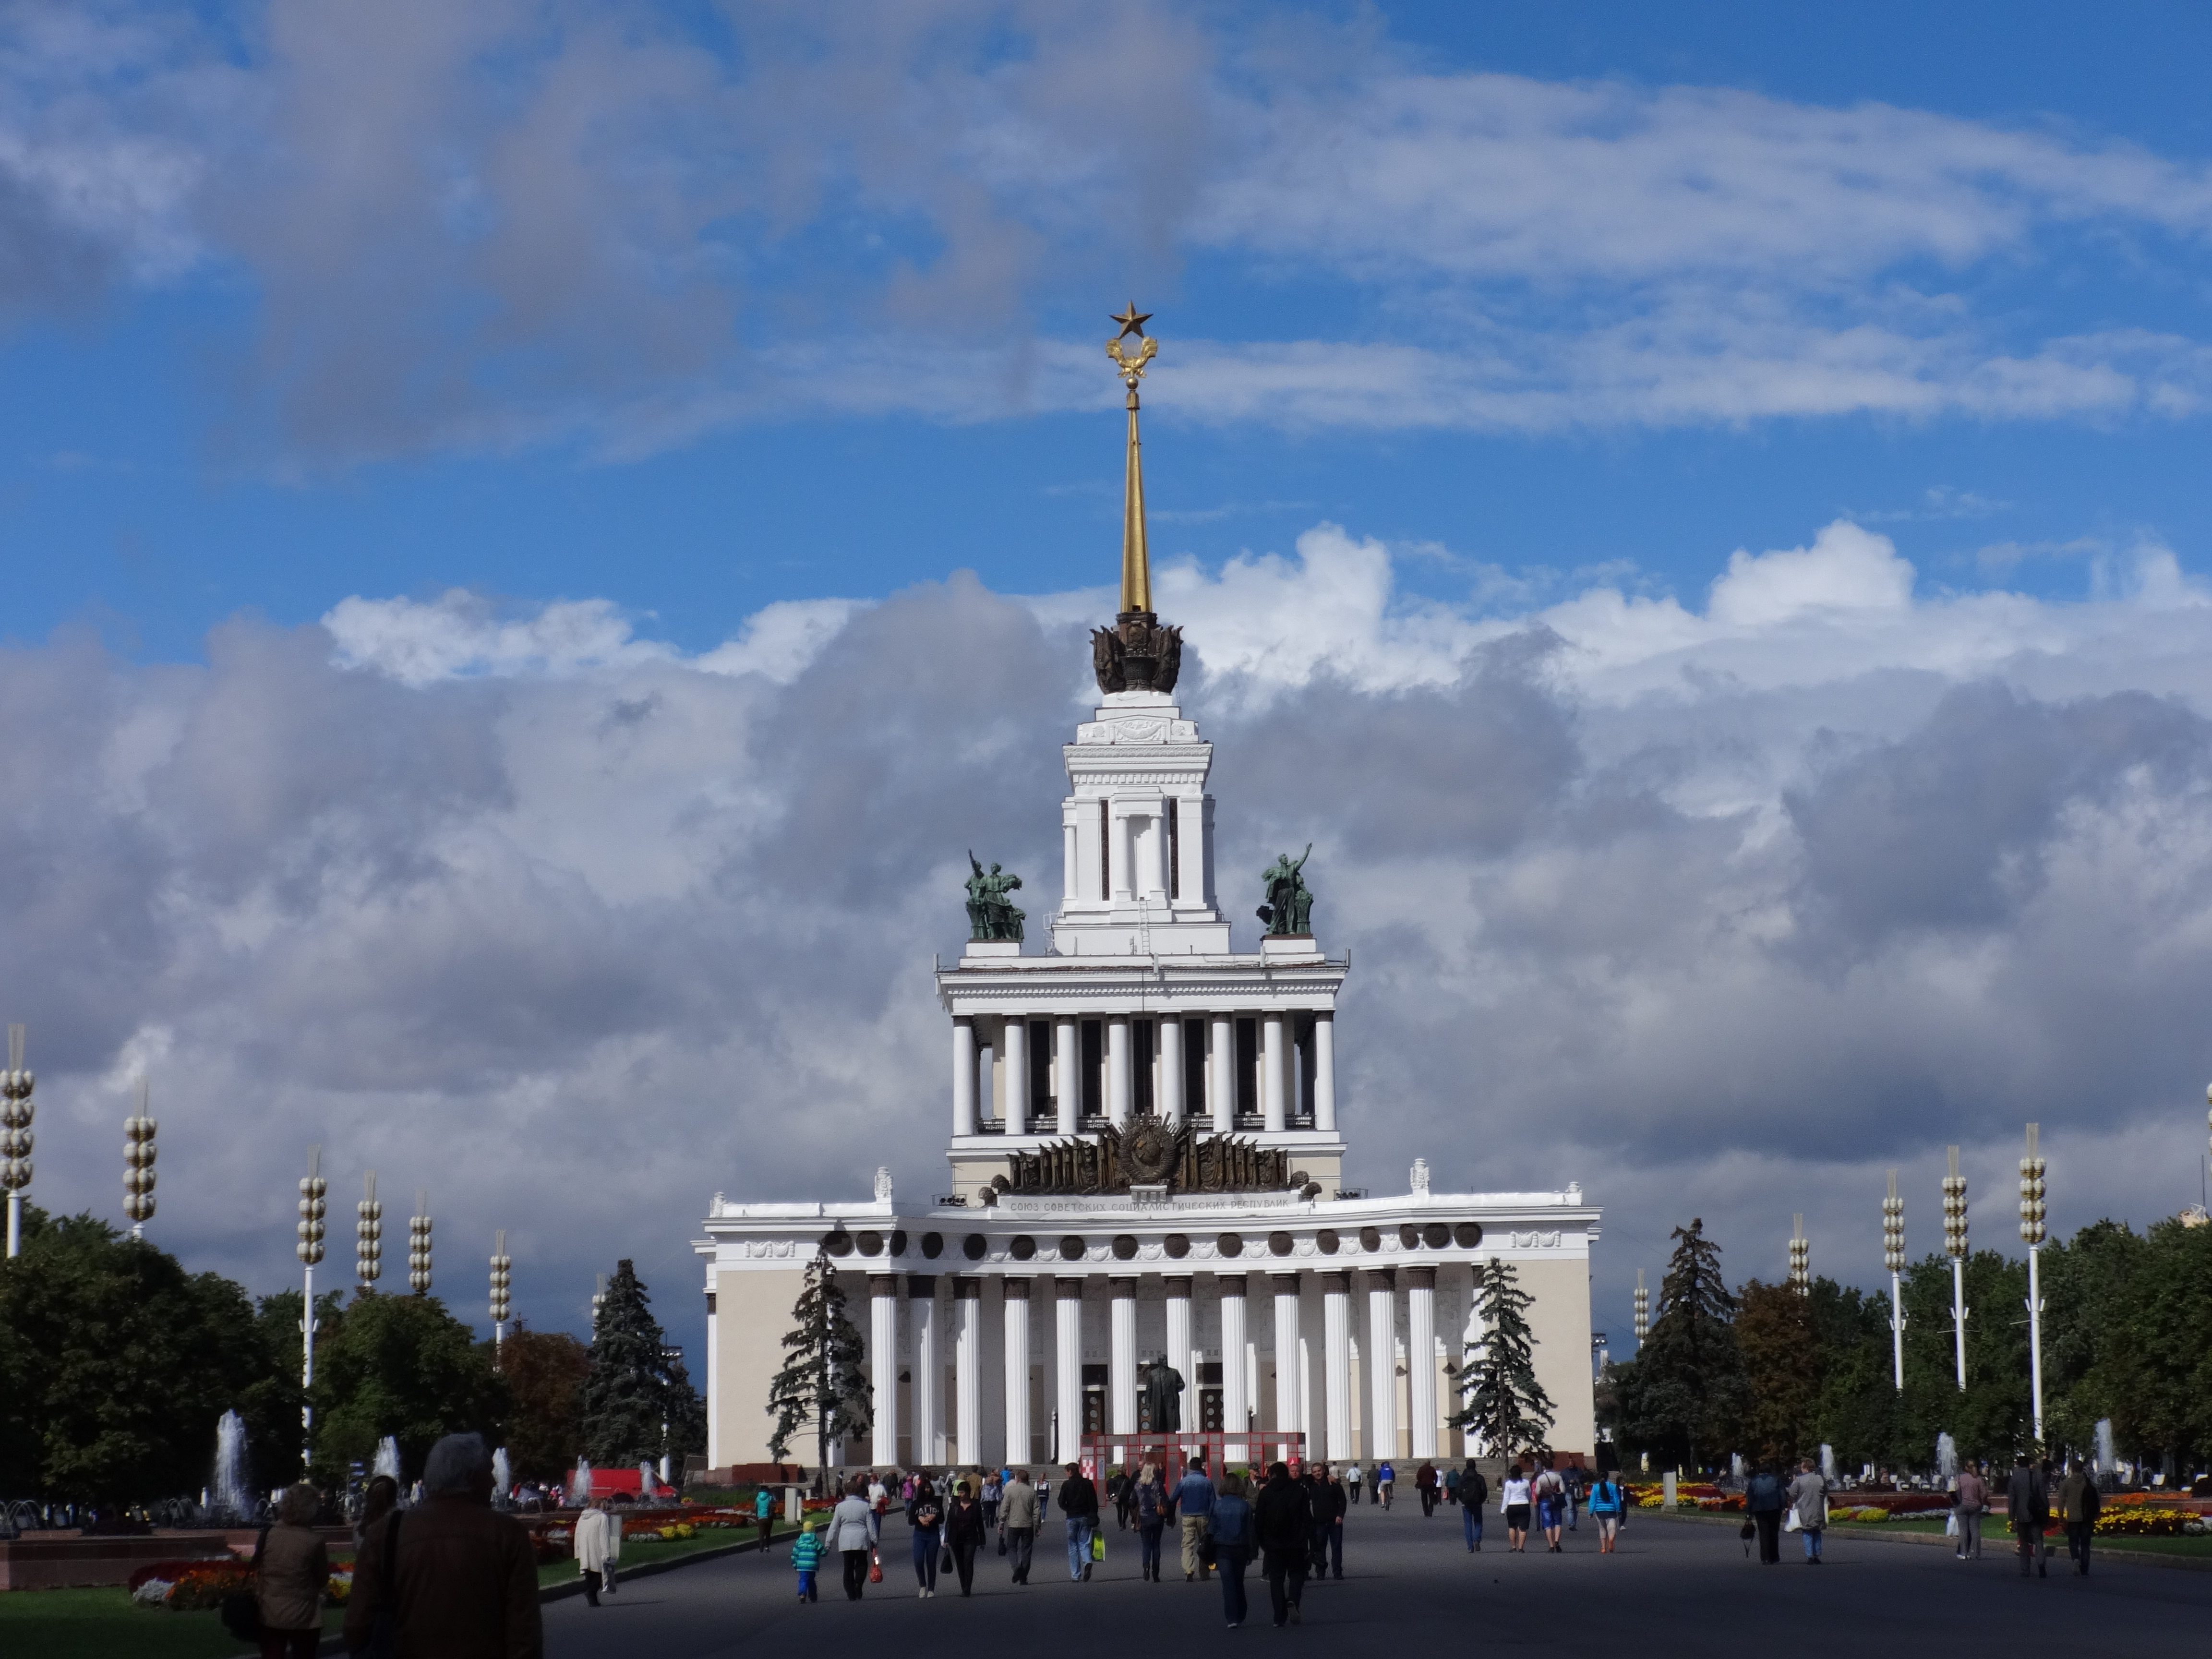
left=1056, top=1276, right=1086, bottom=1300
left=1110, top=1276, right=1139, bottom=1299
left=954, top=1276, right=985, bottom=1300
left=1406, top=1265, right=1438, bottom=1290
left=908, top=1274, right=938, bottom=1297
left=1319, top=1270, right=1351, bottom=1294
left=1216, top=1273, right=1247, bottom=1296
left=1002, top=1275, right=1032, bottom=1299
left=869, top=1274, right=900, bottom=1296
left=1364, top=1268, right=1395, bottom=1291
left=1163, top=1275, right=1193, bottom=1295
left=1270, top=1272, right=1300, bottom=1294
left=953, top=1013, right=975, bottom=1027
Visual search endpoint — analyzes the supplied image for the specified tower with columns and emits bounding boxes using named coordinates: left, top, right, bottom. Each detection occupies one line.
left=697, top=308, right=1599, bottom=1476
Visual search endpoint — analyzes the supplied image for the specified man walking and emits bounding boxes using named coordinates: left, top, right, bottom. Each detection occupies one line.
left=1173, top=1455, right=1215, bottom=1582
left=1058, top=1462, right=1100, bottom=1581
left=342, top=1432, right=542, bottom=1658
left=1416, top=1461, right=1439, bottom=1517
left=1460, top=1460, right=1488, bottom=1553
left=1320, top=1465, right=1347, bottom=1580
left=2057, top=1458, right=2099, bottom=1575
left=2009, top=1453, right=2049, bottom=1577
left=1746, top=1462, right=1786, bottom=1565
left=1254, top=1462, right=1314, bottom=1627
left=1000, top=1467, right=1038, bottom=1585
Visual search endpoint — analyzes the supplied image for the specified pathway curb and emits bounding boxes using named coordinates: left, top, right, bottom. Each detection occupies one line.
left=1639, top=1507, right=2212, bottom=1573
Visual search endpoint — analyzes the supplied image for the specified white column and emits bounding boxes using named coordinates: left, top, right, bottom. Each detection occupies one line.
left=1062, top=805, right=1079, bottom=910
left=1219, top=1275, right=1249, bottom=1463
left=1055, top=1018, right=1079, bottom=1135
left=1109, top=806, right=1131, bottom=900
left=1262, top=1013, right=1286, bottom=1132
left=1165, top=1277, right=1194, bottom=1407
left=1055, top=1278, right=1084, bottom=1464
left=1322, top=1271, right=1351, bottom=1462
left=1313, top=1012, right=1335, bottom=1133
left=1158, top=1016, right=1184, bottom=1125
left=951, top=1018, right=977, bottom=1137
left=955, top=1278, right=984, bottom=1467
left=911, top=1277, right=941, bottom=1464
left=1138, top=810, right=1165, bottom=897
left=1407, top=1266, right=1438, bottom=1458
left=1110, top=1279, right=1138, bottom=1457
left=870, top=1275, right=900, bottom=1467
left=705, top=1268, right=721, bottom=1469
left=1272, top=1273, right=1301, bottom=1463
left=1210, top=1014, right=1234, bottom=1133
left=977, top=1029, right=997, bottom=1127
left=1003, top=1278, right=1033, bottom=1466
left=1003, top=1017, right=1029, bottom=1137
left=1366, top=1271, right=1398, bottom=1462
left=1107, top=1016, right=1131, bottom=1127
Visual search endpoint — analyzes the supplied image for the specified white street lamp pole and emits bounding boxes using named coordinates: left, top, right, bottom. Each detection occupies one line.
left=1882, top=1169, right=1907, bottom=1391
left=1788, top=1215, right=1809, bottom=1296
left=1632, top=1268, right=1648, bottom=1346
left=2019, top=1122, right=2047, bottom=1446
left=123, top=1079, right=157, bottom=1238
left=490, top=1230, right=512, bottom=1351
left=1941, top=1145, right=1969, bottom=1391
left=1, top=1024, right=34, bottom=1258
left=297, top=1147, right=328, bottom=1471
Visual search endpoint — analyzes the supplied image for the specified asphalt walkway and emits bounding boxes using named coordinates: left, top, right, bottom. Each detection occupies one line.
left=544, top=1501, right=2212, bottom=1655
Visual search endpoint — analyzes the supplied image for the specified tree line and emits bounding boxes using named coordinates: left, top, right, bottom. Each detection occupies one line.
left=1606, top=1214, right=2212, bottom=1477
left=0, top=1208, right=704, bottom=1503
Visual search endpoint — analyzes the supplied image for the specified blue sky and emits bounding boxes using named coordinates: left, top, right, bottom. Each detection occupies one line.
left=4, top=0, right=2212, bottom=661
left=10, top=1, right=2212, bottom=1371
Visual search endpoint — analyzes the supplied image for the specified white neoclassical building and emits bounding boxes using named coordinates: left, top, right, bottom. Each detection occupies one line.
left=697, top=313, right=1599, bottom=1473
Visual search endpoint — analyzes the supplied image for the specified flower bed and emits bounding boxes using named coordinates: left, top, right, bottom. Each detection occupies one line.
left=2094, top=1506, right=2200, bottom=1536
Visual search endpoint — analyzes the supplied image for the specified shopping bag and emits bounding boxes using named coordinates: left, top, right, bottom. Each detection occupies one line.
left=1944, top=1511, right=1959, bottom=1538
left=1782, top=1510, right=1800, bottom=1533
left=939, top=1545, right=953, bottom=1573
left=1091, top=1529, right=1106, bottom=1562
left=867, top=1550, right=883, bottom=1584
left=997, top=1529, right=1007, bottom=1556
left=1738, top=1518, right=1755, bottom=1540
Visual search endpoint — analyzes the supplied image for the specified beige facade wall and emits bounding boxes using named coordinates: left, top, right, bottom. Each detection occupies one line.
left=712, top=1267, right=809, bottom=1467
left=1516, top=1256, right=1596, bottom=1457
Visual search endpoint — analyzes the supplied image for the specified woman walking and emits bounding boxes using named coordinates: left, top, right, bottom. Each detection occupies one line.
left=1786, top=1457, right=1829, bottom=1566
left=1134, top=1464, right=1167, bottom=1582
left=574, top=1497, right=621, bottom=1607
left=1501, top=1463, right=1532, bottom=1552
left=946, top=1479, right=986, bottom=1596
left=826, top=1476, right=876, bottom=1600
left=1745, top=1463, right=1786, bottom=1565
left=1212, top=1472, right=1255, bottom=1629
left=1587, top=1470, right=1626, bottom=1553
left=254, top=1485, right=329, bottom=1659
left=1953, top=1460, right=1988, bottom=1561
left=910, top=1475, right=945, bottom=1598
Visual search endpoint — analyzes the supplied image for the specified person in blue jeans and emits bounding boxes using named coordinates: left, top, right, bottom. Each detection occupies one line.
left=910, top=1480, right=943, bottom=1598
left=1134, top=1465, right=1166, bottom=1581
left=1460, top=1461, right=1488, bottom=1551
left=1057, top=1462, right=1100, bottom=1581
left=1211, top=1472, right=1254, bottom=1628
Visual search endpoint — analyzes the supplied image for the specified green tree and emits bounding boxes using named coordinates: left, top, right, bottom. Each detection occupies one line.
left=1803, top=1277, right=1899, bottom=1473
left=1452, top=1255, right=1555, bottom=1455
left=311, top=1290, right=509, bottom=1485
left=581, top=1259, right=705, bottom=1469
left=1735, top=1279, right=1817, bottom=1465
left=242, top=1286, right=344, bottom=1492
left=1614, top=1218, right=1746, bottom=1471
left=0, top=1207, right=281, bottom=1503
left=1893, top=1248, right=2029, bottom=1467
left=498, top=1322, right=591, bottom=1484
left=765, top=1251, right=871, bottom=1489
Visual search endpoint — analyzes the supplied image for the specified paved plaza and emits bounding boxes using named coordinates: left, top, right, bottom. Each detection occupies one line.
left=544, top=1505, right=2211, bottom=1655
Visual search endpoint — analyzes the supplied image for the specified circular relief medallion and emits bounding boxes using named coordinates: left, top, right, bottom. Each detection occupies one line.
left=963, top=1233, right=987, bottom=1260
left=1059, top=1235, right=1086, bottom=1261
left=823, top=1230, right=854, bottom=1257
left=1398, top=1224, right=1421, bottom=1248
left=1316, top=1229, right=1340, bottom=1255
left=1268, top=1231, right=1294, bottom=1256
left=1217, top=1232, right=1244, bottom=1258
left=1423, top=1222, right=1451, bottom=1249
left=1010, top=1235, right=1037, bottom=1261
left=1359, top=1226, right=1382, bottom=1252
left=1164, top=1233, right=1190, bottom=1259
left=1454, top=1222, right=1483, bottom=1249
left=1126, top=1116, right=1178, bottom=1183
left=888, top=1230, right=908, bottom=1256
left=921, top=1232, right=945, bottom=1259
left=1112, top=1234, right=1139, bottom=1260
left=857, top=1231, right=882, bottom=1256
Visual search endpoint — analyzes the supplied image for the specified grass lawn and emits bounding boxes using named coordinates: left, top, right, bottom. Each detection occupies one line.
left=536, top=1519, right=780, bottom=1590
left=0, top=1586, right=341, bottom=1659
left=1825, top=1515, right=2212, bottom=1559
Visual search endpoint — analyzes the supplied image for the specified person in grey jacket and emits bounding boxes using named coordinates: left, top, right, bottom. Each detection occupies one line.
left=2008, top=1454, right=2049, bottom=1578
left=1785, top=1459, right=1828, bottom=1565
left=824, top=1476, right=878, bottom=1600
left=999, top=1468, right=1039, bottom=1585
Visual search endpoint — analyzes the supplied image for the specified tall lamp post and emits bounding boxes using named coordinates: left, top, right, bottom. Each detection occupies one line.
left=408, top=1192, right=433, bottom=1294
left=298, top=1148, right=328, bottom=1471
left=1632, top=1269, right=1648, bottom=1345
left=356, top=1171, right=383, bottom=1288
left=1941, top=1146, right=1969, bottom=1391
left=489, top=1231, right=512, bottom=1352
left=1882, top=1169, right=1907, bottom=1390
left=2019, top=1123, right=2047, bottom=1445
left=123, top=1078, right=157, bottom=1237
left=1788, top=1215, right=1809, bottom=1296
left=1, top=1025, right=34, bottom=1258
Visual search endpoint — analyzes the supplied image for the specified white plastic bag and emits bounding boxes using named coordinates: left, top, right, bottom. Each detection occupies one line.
left=1783, top=1510, right=1801, bottom=1533
left=1944, top=1510, right=1958, bottom=1538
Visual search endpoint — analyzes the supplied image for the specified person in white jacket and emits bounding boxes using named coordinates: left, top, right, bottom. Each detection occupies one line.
left=575, top=1498, right=621, bottom=1606
left=824, top=1477, right=878, bottom=1601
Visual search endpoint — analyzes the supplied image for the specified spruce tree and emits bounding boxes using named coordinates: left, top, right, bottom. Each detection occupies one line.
left=1452, top=1255, right=1556, bottom=1455
left=1615, top=1218, right=1747, bottom=1470
left=765, top=1250, right=872, bottom=1489
left=579, top=1259, right=703, bottom=1470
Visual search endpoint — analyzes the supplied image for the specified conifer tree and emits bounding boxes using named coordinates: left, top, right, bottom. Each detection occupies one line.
left=766, top=1250, right=871, bottom=1489
left=580, top=1259, right=703, bottom=1470
left=1615, top=1218, right=1748, bottom=1470
left=1452, top=1255, right=1556, bottom=1455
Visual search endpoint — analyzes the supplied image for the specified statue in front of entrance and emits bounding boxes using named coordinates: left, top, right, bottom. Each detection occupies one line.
left=1142, top=1355, right=1185, bottom=1433
left=965, top=853, right=1026, bottom=942
left=1256, top=843, right=1314, bottom=936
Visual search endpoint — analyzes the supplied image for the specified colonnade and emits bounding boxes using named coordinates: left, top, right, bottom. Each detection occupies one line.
left=866, top=1265, right=1438, bottom=1470
left=950, top=1011, right=1335, bottom=1137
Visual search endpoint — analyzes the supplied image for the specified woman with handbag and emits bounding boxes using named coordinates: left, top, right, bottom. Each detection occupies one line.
left=945, top=1479, right=986, bottom=1596
left=1586, top=1471, right=1627, bottom=1554
left=1210, top=1472, right=1254, bottom=1629
left=910, top=1476, right=944, bottom=1598
left=1134, top=1465, right=1167, bottom=1582
left=253, top=1485, right=328, bottom=1659
left=1786, top=1458, right=1829, bottom=1566
left=826, top=1475, right=876, bottom=1600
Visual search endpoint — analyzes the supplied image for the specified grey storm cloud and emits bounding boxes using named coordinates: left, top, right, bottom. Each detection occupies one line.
left=12, top=552, right=2212, bottom=1357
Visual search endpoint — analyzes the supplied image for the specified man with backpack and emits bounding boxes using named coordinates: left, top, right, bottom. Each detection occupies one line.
left=342, top=1433, right=541, bottom=1659
left=1460, top=1461, right=1489, bottom=1552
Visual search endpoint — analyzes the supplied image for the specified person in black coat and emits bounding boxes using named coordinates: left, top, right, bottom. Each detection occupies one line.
left=1253, top=1463, right=1314, bottom=1626
left=945, top=1480, right=988, bottom=1596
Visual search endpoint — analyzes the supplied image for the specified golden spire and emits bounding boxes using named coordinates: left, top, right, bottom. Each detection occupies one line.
left=1106, top=302, right=1158, bottom=616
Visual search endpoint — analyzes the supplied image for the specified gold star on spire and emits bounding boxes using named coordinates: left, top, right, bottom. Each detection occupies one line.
left=1110, top=301, right=1152, bottom=341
